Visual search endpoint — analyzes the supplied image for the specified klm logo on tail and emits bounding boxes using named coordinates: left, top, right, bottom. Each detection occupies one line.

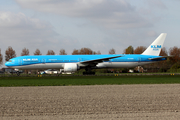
left=151, top=45, right=161, bottom=51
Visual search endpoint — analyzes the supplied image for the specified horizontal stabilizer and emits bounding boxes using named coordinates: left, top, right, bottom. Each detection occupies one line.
left=148, top=55, right=173, bottom=60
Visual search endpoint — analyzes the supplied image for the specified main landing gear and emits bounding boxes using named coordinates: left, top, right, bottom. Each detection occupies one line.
left=83, top=67, right=95, bottom=75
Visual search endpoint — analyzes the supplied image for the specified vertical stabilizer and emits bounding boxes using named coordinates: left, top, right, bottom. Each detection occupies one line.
left=142, top=33, right=167, bottom=56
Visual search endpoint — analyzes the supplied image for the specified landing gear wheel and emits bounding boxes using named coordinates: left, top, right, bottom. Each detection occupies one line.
left=83, top=67, right=95, bottom=75
left=16, top=71, right=20, bottom=76
left=83, top=72, right=95, bottom=75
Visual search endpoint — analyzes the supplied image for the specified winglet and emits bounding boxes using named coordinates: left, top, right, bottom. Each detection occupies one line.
left=142, top=33, right=167, bottom=56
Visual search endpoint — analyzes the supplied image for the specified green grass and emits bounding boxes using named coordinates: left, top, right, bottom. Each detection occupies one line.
left=0, top=75, right=180, bottom=87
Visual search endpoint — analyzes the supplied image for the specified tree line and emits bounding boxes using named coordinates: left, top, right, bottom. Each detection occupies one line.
left=0, top=47, right=102, bottom=63
left=0, top=46, right=180, bottom=72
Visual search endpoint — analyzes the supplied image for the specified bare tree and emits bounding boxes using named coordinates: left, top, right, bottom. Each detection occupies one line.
left=72, top=48, right=100, bottom=55
left=72, top=49, right=79, bottom=55
left=109, top=48, right=115, bottom=54
left=34, top=49, right=42, bottom=55
left=21, top=48, right=29, bottom=56
left=59, top=49, right=67, bottom=55
left=96, top=50, right=101, bottom=55
left=5, top=46, right=16, bottom=61
left=123, top=46, right=134, bottom=54
left=80, top=48, right=93, bottom=54
left=160, top=47, right=168, bottom=56
left=169, top=46, right=180, bottom=63
left=134, top=46, right=146, bottom=54
left=0, top=49, right=3, bottom=65
left=47, top=50, right=55, bottom=55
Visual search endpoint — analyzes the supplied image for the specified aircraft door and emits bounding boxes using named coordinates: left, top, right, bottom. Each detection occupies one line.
left=138, top=57, right=141, bottom=62
left=137, top=57, right=141, bottom=66
left=42, top=58, right=46, bottom=64
left=18, top=59, right=22, bottom=65
left=109, top=59, right=112, bottom=63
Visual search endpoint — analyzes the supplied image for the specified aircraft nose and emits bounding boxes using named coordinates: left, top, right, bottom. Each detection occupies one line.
left=5, top=62, right=10, bottom=67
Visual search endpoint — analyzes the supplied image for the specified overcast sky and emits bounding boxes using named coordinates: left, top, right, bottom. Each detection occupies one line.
left=0, top=0, right=180, bottom=59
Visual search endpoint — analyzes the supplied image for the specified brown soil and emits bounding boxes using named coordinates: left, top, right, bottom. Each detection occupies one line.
left=0, top=84, right=180, bottom=120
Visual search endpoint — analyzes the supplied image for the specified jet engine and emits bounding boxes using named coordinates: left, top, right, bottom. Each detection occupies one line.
left=64, top=63, right=79, bottom=72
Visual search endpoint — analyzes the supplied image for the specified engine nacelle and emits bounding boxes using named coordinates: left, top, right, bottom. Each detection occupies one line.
left=64, top=63, right=79, bottom=72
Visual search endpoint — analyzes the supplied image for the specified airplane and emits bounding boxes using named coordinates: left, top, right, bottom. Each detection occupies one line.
left=5, top=33, right=169, bottom=75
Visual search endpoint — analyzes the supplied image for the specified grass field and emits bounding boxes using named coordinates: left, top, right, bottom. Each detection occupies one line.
left=0, top=75, right=180, bottom=87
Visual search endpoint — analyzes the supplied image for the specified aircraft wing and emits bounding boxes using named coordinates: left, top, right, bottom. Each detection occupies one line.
left=80, top=56, right=122, bottom=64
left=148, top=55, right=174, bottom=60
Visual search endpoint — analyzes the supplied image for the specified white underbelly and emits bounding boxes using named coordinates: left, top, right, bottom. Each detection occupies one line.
left=12, top=63, right=64, bottom=70
left=97, top=62, right=155, bottom=68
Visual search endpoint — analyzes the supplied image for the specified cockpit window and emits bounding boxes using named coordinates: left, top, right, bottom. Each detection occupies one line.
left=9, top=60, right=12, bottom=62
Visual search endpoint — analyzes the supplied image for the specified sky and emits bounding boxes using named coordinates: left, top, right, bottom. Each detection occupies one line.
left=0, top=0, right=180, bottom=61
